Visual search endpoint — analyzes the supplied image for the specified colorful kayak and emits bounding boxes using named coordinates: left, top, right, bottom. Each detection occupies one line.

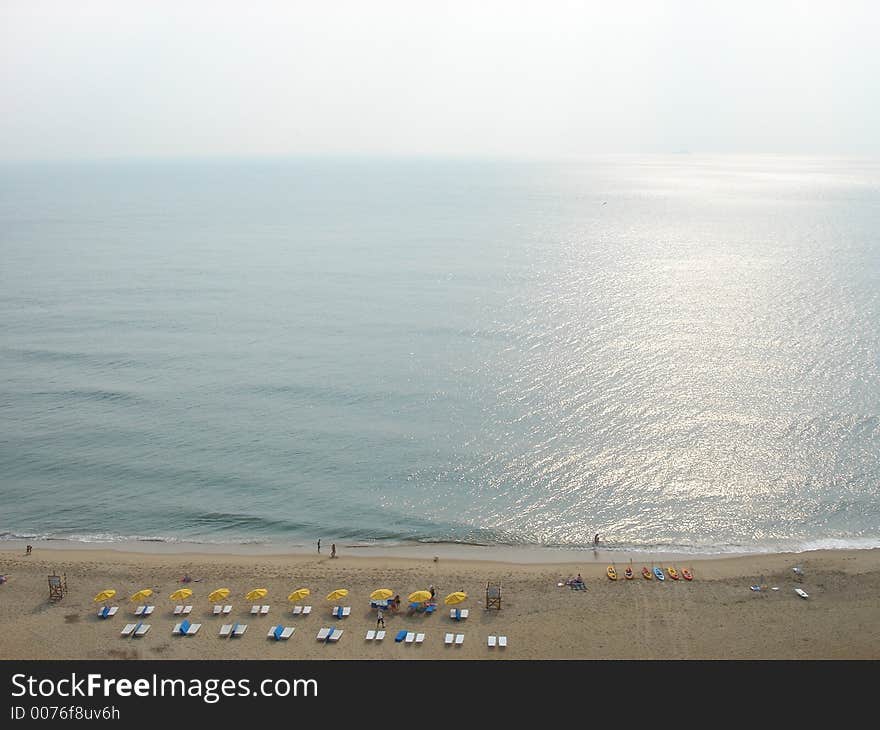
left=641, top=566, right=652, bottom=580
left=606, top=566, right=618, bottom=581
left=681, top=568, right=693, bottom=581
left=624, top=566, right=634, bottom=580
left=653, top=567, right=665, bottom=581
left=667, top=567, right=679, bottom=580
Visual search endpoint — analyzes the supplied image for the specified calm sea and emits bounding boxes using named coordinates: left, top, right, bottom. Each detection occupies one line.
left=1, top=156, right=878, bottom=555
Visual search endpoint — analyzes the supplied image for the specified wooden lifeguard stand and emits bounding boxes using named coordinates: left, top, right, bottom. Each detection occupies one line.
left=486, top=579, right=502, bottom=610
left=47, top=572, right=67, bottom=602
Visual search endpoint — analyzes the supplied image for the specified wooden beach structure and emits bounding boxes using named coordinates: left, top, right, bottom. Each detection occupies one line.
left=47, top=572, right=67, bottom=602
left=486, top=579, right=502, bottom=610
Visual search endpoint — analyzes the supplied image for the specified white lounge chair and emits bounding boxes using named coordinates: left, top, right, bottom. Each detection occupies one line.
left=405, top=632, right=415, bottom=643
left=365, top=630, right=376, bottom=641
left=232, top=624, right=247, bottom=637
left=250, top=605, right=260, bottom=615
left=120, top=623, right=137, bottom=637
left=327, top=628, right=343, bottom=642
left=134, top=606, right=146, bottom=616
left=488, top=635, right=497, bottom=648
left=292, top=605, right=302, bottom=615
left=415, top=633, right=425, bottom=644
left=173, top=605, right=184, bottom=615
left=316, top=628, right=330, bottom=641
left=499, top=635, right=507, bottom=648
left=444, top=633, right=454, bottom=645
left=260, top=605, right=270, bottom=615
left=302, top=605, right=312, bottom=615
left=212, top=605, right=223, bottom=615
left=375, top=630, right=386, bottom=641
left=454, top=633, right=464, bottom=645
left=182, top=605, right=192, bottom=615
left=141, top=606, right=154, bottom=616
left=219, top=624, right=232, bottom=637
left=134, top=624, right=151, bottom=637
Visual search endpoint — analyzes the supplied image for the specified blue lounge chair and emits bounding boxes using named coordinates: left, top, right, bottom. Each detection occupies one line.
left=394, top=629, right=408, bottom=642
left=424, top=604, right=436, bottom=615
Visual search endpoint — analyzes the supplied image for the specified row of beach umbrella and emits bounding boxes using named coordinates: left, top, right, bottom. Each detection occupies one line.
left=94, top=587, right=468, bottom=605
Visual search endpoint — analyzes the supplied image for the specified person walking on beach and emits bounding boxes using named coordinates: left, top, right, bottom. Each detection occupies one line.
left=377, top=608, right=385, bottom=629
left=317, top=538, right=321, bottom=554
left=330, top=543, right=336, bottom=559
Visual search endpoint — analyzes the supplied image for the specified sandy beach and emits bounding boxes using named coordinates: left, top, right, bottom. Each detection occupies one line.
left=0, top=544, right=878, bottom=660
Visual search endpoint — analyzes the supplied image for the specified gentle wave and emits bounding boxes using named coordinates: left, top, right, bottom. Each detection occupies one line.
left=3, top=528, right=879, bottom=557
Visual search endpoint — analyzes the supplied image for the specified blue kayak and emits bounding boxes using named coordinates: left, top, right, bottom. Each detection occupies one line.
left=653, top=567, right=665, bottom=581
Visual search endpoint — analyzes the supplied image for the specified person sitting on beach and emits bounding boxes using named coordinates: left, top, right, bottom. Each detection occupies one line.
left=392, top=595, right=401, bottom=612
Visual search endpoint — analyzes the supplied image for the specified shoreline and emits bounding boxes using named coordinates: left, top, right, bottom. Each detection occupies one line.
left=1, top=545, right=878, bottom=659
left=2, top=535, right=878, bottom=564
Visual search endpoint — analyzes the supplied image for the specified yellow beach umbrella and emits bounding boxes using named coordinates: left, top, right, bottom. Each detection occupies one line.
left=169, top=588, right=193, bottom=601
left=128, top=588, right=153, bottom=603
left=370, top=588, right=393, bottom=601
left=444, top=591, right=467, bottom=605
left=93, top=589, right=116, bottom=603
left=246, top=588, right=268, bottom=601
left=408, top=590, right=432, bottom=604
left=208, top=588, right=230, bottom=603
left=325, top=588, right=349, bottom=602
left=288, top=588, right=310, bottom=603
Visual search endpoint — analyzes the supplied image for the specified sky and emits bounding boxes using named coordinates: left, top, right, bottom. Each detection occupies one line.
left=1, top=0, right=878, bottom=160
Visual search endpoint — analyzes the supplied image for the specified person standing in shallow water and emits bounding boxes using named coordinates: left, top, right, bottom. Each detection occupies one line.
left=317, top=539, right=321, bottom=554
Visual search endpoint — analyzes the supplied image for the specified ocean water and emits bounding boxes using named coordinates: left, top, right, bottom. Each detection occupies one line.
left=1, top=155, right=878, bottom=555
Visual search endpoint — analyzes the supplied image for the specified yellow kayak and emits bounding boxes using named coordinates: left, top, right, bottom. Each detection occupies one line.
left=606, top=566, right=618, bottom=581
